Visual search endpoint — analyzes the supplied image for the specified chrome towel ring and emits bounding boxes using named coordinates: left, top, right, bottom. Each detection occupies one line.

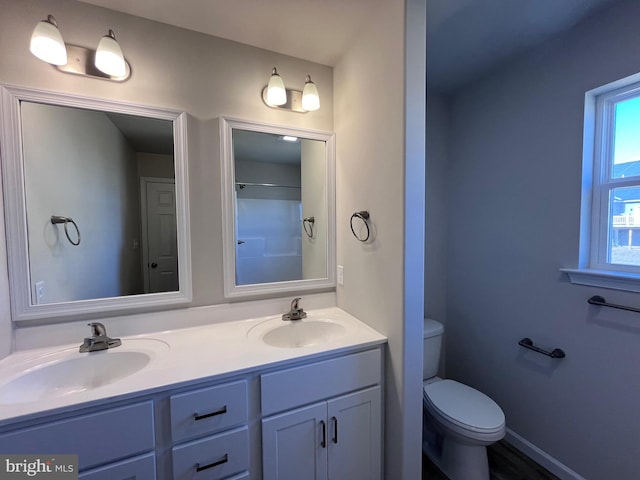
left=51, top=215, right=81, bottom=246
left=350, top=211, right=370, bottom=242
left=303, top=216, right=315, bottom=238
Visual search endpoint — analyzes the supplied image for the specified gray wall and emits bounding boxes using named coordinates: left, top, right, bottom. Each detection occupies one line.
left=425, top=93, right=449, bottom=325
left=445, top=1, right=640, bottom=478
left=137, top=153, right=174, bottom=179
left=301, top=139, right=328, bottom=280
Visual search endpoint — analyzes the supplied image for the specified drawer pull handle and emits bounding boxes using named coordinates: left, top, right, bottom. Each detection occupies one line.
left=194, top=406, right=227, bottom=421
left=320, top=420, right=327, bottom=448
left=195, top=454, right=228, bottom=472
left=331, top=416, right=338, bottom=444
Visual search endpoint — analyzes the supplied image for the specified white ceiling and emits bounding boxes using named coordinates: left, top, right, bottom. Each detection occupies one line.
left=427, top=0, right=624, bottom=92
left=78, top=0, right=383, bottom=67
left=80, top=0, right=625, bottom=92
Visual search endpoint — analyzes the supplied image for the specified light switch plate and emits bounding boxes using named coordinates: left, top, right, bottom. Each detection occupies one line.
left=35, top=281, right=45, bottom=304
left=337, top=265, right=344, bottom=286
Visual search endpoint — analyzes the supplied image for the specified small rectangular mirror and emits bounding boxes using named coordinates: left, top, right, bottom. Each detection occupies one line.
left=0, top=86, right=192, bottom=322
left=220, top=118, right=335, bottom=297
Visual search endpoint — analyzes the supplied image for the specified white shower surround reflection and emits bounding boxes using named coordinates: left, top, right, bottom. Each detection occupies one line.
left=236, top=197, right=303, bottom=285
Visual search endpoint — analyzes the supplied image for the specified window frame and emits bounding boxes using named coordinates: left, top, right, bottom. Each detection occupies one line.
left=563, top=74, right=640, bottom=292
left=590, top=81, right=640, bottom=273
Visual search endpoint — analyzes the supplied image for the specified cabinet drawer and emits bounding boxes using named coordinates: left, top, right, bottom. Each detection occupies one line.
left=0, top=402, right=154, bottom=470
left=170, top=380, right=247, bottom=442
left=172, top=426, right=249, bottom=480
left=261, top=349, right=381, bottom=415
left=225, top=473, right=249, bottom=480
left=79, top=452, right=155, bottom=479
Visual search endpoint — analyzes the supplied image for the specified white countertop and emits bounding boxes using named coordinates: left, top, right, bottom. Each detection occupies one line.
left=0, top=307, right=386, bottom=426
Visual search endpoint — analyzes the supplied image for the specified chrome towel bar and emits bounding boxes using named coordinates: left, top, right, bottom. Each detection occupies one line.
left=518, top=338, right=565, bottom=359
left=587, top=295, right=640, bottom=314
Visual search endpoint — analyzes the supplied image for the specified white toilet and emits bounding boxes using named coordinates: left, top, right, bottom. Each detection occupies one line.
left=422, top=319, right=505, bottom=480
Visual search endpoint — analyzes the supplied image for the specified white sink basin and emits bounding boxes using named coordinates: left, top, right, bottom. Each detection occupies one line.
left=0, top=338, right=169, bottom=404
left=249, top=318, right=347, bottom=348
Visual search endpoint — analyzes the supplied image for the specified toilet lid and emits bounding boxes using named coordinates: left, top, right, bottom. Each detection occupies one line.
left=424, top=379, right=505, bottom=433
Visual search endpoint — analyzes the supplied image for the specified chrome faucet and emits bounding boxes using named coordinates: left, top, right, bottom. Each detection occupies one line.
left=282, top=297, right=307, bottom=321
left=79, top=322, right=122, bottom=352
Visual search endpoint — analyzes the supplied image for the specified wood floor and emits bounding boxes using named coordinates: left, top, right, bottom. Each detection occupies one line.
left=422, top=440, right=561, bottom=480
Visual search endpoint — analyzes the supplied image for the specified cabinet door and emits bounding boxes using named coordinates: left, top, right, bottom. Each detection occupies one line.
left=262, top=402, right=328, bottom=480
left=327, top=386, right=381, bottom=480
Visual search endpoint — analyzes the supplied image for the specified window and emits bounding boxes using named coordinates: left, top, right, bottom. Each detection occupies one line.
left=563, top=75, right=640, bottom=291
left=592, top=84, right=640, bottom=270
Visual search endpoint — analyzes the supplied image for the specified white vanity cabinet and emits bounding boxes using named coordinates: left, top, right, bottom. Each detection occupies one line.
left=0, top=345, right=384, bottom=480
left=260, top=349, right=383, bottom=480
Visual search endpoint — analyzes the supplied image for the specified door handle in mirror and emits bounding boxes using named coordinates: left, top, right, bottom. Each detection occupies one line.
left=151, top=262, right=158, bottom=268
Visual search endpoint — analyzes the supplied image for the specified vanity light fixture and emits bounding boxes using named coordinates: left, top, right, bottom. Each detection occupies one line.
left=301, top=75, right=320, bottom=112
left=262, top=68, right=321, bottom=113
left=95, top=30, right=126, bottom=77
left=281, top=136, right=299, bottom=142
left=29, top=14, right=131, bottom=82
left=266, top=68, right=287, bottom=106
left=29, top=15, right=67, bottom=66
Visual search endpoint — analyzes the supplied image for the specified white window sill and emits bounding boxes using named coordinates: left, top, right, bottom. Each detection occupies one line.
left=560, top=268, right=640, bottom=293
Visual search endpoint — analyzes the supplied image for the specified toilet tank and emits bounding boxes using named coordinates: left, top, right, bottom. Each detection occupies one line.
left=423, top=319, right=444, bottom=380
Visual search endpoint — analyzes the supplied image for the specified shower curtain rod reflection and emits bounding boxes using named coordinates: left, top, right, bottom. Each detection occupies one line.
left=236, top=182, right=301, bottom=189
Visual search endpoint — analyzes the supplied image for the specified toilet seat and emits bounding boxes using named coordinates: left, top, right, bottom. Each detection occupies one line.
left=423, top=379, right=505, bottom=436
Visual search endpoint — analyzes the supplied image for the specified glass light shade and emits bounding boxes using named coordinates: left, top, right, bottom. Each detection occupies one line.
left=95, top=30, right=126, bottom=77
left=30, top=16, right=67, bottom=66
left=267, top=68, right=287, bottom=106
left=302, top=75, right=320, bottom=111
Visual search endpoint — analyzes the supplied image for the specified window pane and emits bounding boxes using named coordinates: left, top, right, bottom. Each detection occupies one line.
left=609, top=186, right=640, bottom=265
left=612, top=96, right=640, bottom=179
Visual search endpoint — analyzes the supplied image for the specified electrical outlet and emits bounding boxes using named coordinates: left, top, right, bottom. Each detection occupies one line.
left=35, top=281, right=45, bottom=304
left=337, top=265, right=344, bottom=286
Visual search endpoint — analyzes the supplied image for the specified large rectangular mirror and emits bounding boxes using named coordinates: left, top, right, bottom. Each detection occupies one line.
left=220, top=118, right=335, bottom=297
left=0, top=86, right=192, bottom=322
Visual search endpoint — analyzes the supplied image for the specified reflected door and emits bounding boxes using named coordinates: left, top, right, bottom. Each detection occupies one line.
left=142, top=179, right=178, bottom=293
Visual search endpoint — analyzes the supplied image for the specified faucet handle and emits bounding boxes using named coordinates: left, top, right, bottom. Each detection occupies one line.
left=89, top=322, right=106, bottom=337
left=291, top=297, right=302, bottom=311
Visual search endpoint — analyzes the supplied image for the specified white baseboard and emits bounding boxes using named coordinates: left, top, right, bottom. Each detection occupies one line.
left=505, top=429, right=587, bottom=480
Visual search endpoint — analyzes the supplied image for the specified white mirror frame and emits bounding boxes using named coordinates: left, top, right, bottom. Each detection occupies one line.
left=0, top=85, right=192, bottom=322
left=220, top=117, right=336, bottom=298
